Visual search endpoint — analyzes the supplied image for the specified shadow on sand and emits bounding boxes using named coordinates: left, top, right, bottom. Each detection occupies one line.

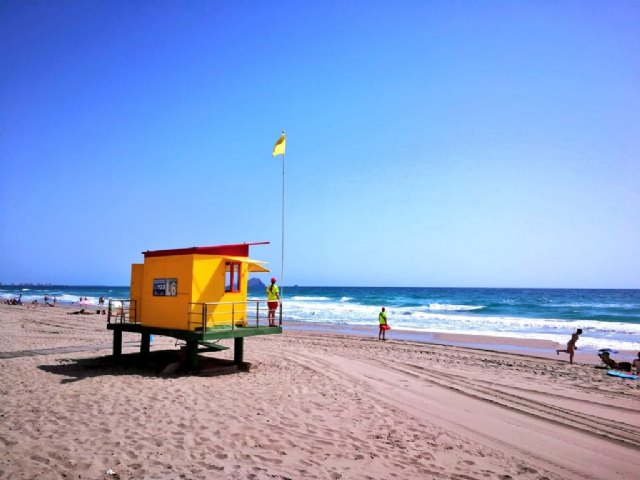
left=37, top=349, right=249, bottom=384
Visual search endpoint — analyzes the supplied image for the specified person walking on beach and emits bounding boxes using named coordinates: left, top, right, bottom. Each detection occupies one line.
left=266, top=277, right=280, bottom=327
left=556, top=328, right=582, bottom=364
left=378, top=307, right=389, bottom=341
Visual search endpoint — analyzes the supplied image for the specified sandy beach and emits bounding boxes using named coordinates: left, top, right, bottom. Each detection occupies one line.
left=1, top=304, right=639, bottom=480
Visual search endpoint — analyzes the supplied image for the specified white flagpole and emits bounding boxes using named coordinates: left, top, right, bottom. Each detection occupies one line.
left=279, top=151, right=285, bottom=326
left=281, top=153, right=285, bottom=293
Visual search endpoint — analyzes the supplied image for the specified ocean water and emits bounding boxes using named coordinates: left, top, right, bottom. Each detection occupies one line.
left=2, top=285, right=639, bottom=352
left=253, top=286, right=640, bottom=352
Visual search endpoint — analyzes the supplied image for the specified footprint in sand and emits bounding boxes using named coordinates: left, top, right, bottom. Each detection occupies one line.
left=254, top=456, right=283, bottom=465
left=29, top=454, right=50, bottom=465
left=517, top=465, right=537, bottom=474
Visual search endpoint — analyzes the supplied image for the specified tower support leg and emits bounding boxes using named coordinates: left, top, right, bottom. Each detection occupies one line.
left=186, top=340, right=199, bottom=371
left=113, top=329, right=122, bottom=359
left=234, top=337, right=244, bottom=365
left=141, top=332, right=151, bottom=358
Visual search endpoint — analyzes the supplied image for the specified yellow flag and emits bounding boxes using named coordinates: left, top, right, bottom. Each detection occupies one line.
left=272, top=130, right=286, bottom=157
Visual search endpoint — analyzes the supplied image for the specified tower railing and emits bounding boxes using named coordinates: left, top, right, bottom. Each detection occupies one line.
left=107, top=299, right=137, bottom=324
left=187, top=299, right=282, bottom=333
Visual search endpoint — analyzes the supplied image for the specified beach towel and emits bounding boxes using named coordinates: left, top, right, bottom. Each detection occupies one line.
left=606, top=370, right=638, bottom=380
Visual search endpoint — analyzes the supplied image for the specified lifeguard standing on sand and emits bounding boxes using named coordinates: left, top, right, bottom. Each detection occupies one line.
left=378, top=307, right=389, bottom=341
left=266, top=277, right=280, bottom=327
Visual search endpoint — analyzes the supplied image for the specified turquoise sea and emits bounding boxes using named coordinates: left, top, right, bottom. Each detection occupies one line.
left=2, top=285, right=639, bottom=352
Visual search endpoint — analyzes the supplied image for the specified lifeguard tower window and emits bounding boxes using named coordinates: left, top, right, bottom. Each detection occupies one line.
left=225, top=262, right=241, bottom=292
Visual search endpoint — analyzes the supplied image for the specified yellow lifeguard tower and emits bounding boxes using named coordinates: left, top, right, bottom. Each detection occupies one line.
left=107, top=242, right=282, bottom=370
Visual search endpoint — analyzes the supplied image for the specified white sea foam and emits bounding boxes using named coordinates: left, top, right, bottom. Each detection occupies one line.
left=424, top=303, right=484, bottom=311
left=58, top=294, right=89, bottom=303
left=541, top=302, right=639, bottom=309
left=289, top=296, right=332, bottom=301
left=282, top=299, right=640, bottom=351
left=388, top=326, right=640, bottom=352
left=392, top=311, right=640, bottom=336
left=284, top=299, right=640, bottom=333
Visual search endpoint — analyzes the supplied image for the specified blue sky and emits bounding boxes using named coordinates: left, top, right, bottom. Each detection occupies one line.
left=1, top=1, right=639, bottom=288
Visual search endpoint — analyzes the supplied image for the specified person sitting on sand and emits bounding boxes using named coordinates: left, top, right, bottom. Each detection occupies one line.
left=67, top=308, right=92, bottom=315
left=598, top=351, right=632, bottom=372
left=556, top=328, right=582, bottom=364
left=632, top=352, right=640, bottom=375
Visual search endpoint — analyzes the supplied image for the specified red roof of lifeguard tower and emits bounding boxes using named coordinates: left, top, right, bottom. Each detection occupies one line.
left=142, top=242, right=270, bottom=258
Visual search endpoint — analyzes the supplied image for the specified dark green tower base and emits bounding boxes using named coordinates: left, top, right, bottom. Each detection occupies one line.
left=107, top=323, right=282, bottom=371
